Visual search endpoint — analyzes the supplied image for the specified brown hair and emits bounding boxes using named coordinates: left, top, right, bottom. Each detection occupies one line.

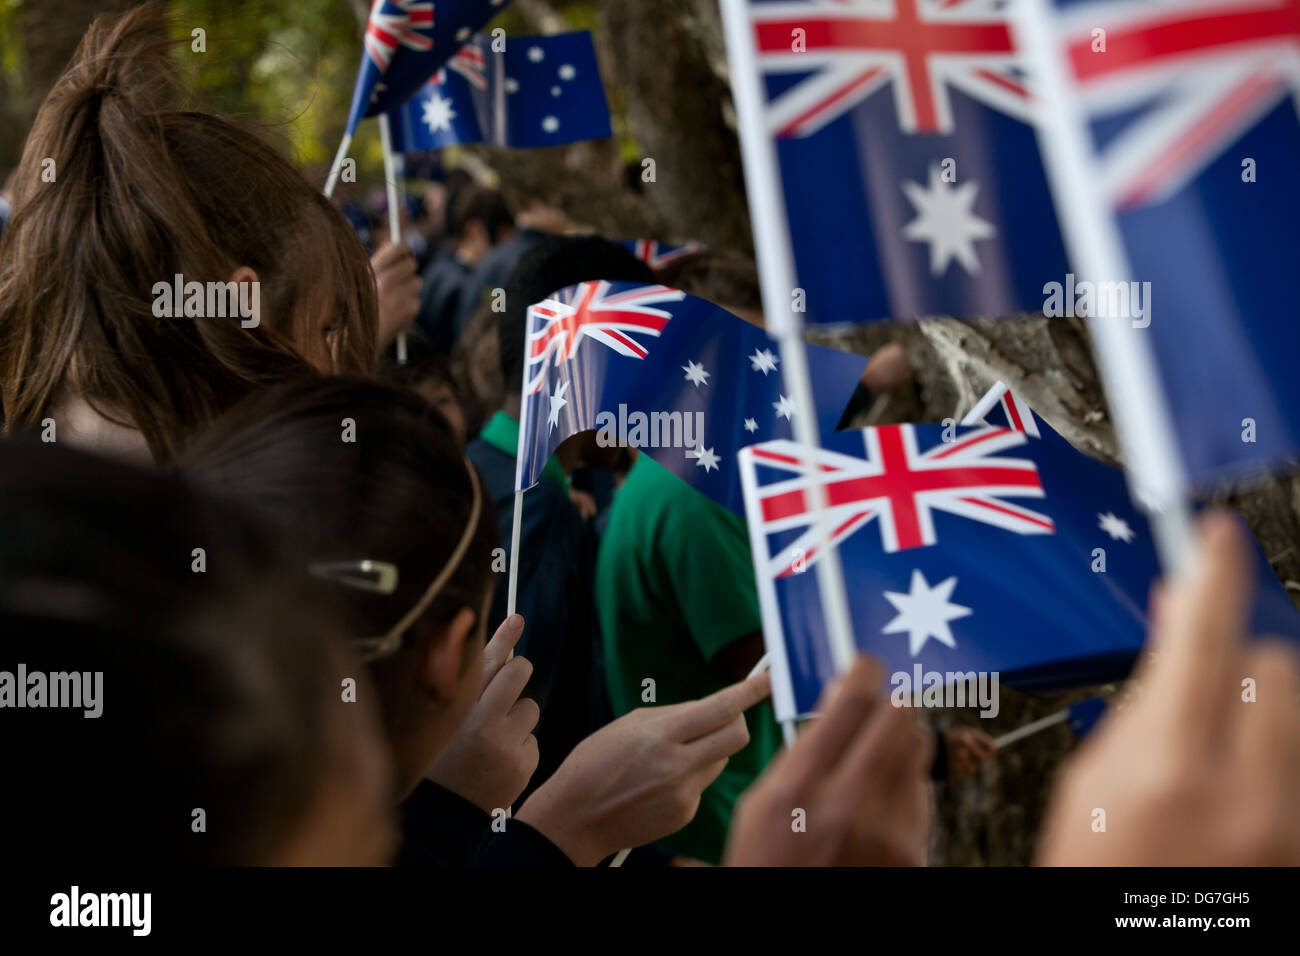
left=180, top=377, right=497, bottom=663
left=0, top=4, right=378, bottom=461
left=0, top=437, right=382, bottom=865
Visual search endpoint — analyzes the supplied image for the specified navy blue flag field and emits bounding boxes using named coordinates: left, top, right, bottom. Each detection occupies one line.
left=733, top=0, right=1070, bottom=326
left=343, top=0, right=511, bottom=137
left=968, top=381, right=1300, bottom=650
left=1018, top=0, right=1300, bottom=486
left=514, top=281, right=868, bottom=513
left=1067, top=696, right=1107, bottom=739
left=740, top=385, right=1300, bottom=722
left=392, top=31, right=610, bottom=151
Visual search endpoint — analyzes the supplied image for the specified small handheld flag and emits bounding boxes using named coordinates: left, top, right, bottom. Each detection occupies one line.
left=325, top=1, right=512, bottom=199
left=723, top=0, right=1071, bottom=326
left=343, top=0, right=512, bottom=138
left=513, top=280, right=868, bottom=514
left=741, top=384, right=1300, bottom=722
left=394, top=31, right=611, bottom=151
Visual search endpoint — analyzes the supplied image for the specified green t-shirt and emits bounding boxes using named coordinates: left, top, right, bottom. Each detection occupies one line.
left=477, top=410, right=569, bottom=490
left=595, top=454, right=781, bottom=864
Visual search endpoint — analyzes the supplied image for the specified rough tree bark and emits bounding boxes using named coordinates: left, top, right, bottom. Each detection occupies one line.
left=465, top=0, right=754, bottom=250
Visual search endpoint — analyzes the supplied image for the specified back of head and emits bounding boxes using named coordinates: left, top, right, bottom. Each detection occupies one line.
left=180, top=377, right=497, bottom=662
left=0, top=3, right=378, bottom=461
left=448, top=186, right=514, bottom=244
left=497, top=235, right=655, bottom=392
left=0, top=439, right=379, bottom=865
left=655, top=249, right=762, bottom=314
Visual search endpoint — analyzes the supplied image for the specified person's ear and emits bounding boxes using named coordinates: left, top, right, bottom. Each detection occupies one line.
left=229, top=265, right=259, bottom=287
left=416, top=607, right=477, bottom=700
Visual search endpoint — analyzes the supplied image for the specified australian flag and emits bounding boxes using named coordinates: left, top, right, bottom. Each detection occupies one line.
left=514, top=281, right=868, bottom=513
left=733, top=0, right=1069, bottom=326
left=343, top=0, right=512, bottom=137
left=741, top=381, right=1300, bottom=721
left=1019, top=0, right=1300, bottom=486
left=393, top=31, right=611, bottom=151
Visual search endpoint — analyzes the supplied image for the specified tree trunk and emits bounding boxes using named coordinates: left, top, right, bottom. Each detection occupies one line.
left=597, top=0, right=752, bottom=250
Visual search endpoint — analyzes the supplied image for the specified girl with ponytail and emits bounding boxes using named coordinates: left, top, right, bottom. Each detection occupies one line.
left=0, top=3, right=383, bottom=462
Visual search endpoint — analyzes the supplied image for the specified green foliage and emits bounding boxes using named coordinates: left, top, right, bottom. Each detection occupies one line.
left=0, top=0, right=24, bottom=98
left=170, top=0, right=365, bottom=167
left=0, top=0, right=624, bottom=180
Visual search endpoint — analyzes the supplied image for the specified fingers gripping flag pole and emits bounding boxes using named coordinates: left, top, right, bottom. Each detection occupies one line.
left=720, top=0, right=858, bottom=678
left=1011, top=0, right=1195, bottom=577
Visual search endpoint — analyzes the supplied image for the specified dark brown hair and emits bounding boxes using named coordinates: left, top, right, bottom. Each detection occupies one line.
left=448, top=186, right=514, bottom=243
left=180, top=377, right=497, bottom=659
left=656, top=248, right=762, bottom=312
left=0, top=4, right=378, bottom=461
left=0, top=438, right=371, bottom=865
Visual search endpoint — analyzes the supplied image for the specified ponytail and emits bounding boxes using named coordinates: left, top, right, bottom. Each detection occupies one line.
left=0, top=3, right=378, bottom=461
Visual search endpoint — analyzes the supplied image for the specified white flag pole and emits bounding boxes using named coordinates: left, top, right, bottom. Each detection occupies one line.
left=507, top=314, right=539, bottom=621
left=506, top=491, right=525, bottom=617
left=1013, top=0, right=1195, bottom=576
left=377, top=112, right=409, bottom=365
left=720, top=0, right=857, bottom=675
left=993, top=707, right=1069, bottom=749
left=323, top=132, right=353, bottom=199
left=502, top=341, right=536, bottom=828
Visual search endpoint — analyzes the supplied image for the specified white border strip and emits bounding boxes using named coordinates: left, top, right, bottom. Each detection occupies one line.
left=1011, top=0, right=1195, bottom=575
left=721, top=0, right=859, bottom=673
left=739, top=445, right=804, bottom=723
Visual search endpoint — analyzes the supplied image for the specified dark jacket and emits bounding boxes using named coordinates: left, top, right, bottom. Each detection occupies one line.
left=467, top=437, right=610, bottom=797
left=415, top=249, right=473, bottom=355
left=398, top=780, right=573, bottom=867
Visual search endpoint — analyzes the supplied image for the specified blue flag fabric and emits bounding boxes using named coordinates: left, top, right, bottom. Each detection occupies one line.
left=740, top=384, right=1300, bottom=721
left=732, top=0, right=1070, bottom=326
left=967, top=382, right=1300, bottom=657
left=1022, top=0, right=1300, bottom=486
left=393, top=31, right=611, bottom=151
left=343, top=0, right=511, bottom=137
left=514, top=281, right=867, bottom=514
left=1067, top=696, right=1107, bottom=739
